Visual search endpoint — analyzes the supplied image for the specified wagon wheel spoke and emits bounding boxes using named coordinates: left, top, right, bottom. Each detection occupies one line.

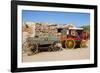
left=48, top=46, right=53, bottom=52
left=31, top=43, right=38, bottom=54
left=52, top=41, right=62, bottom=51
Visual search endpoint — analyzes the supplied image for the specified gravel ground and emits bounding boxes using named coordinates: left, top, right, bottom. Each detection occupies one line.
left=22, top=41, right=90, bottom=62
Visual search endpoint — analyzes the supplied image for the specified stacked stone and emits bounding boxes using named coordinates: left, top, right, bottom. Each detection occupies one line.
left=35, top=23, right=58, bottom=38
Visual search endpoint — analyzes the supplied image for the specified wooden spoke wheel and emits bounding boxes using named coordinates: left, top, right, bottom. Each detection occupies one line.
left=52, top=41, right=62, bottom=51
left=65, top=39, right=75, bottom=49
left=22, top=42, right=38, bottom=56
left=31, top=43, right=38, bottom=55
left=80, top=40, right=87, bottom=48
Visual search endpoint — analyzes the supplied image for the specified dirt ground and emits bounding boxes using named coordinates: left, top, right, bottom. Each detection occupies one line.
left=22, top=41, right=90, bottom=62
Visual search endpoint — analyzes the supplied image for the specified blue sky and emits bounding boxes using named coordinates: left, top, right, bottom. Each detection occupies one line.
left=22, top=10, right=90, bottom=27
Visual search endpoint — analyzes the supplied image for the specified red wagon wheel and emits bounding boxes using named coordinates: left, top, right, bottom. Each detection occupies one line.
left=80, top=40, right=87, bottom=48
